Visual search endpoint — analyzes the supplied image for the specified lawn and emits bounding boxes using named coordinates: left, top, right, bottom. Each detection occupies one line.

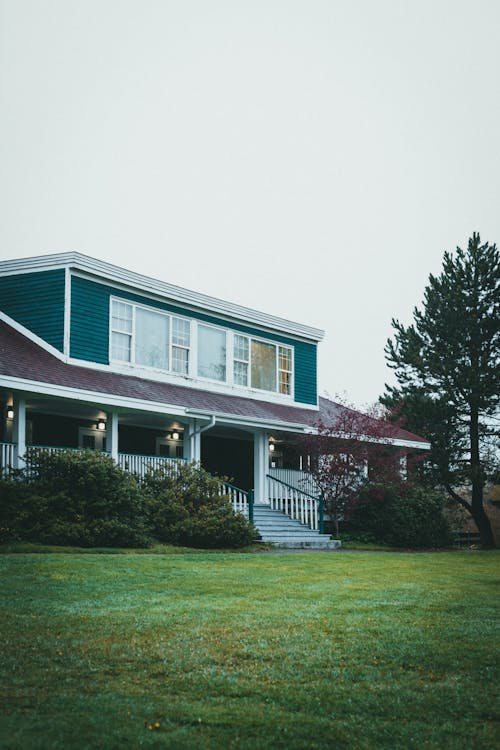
left=0, top=550, right=498, bottom=750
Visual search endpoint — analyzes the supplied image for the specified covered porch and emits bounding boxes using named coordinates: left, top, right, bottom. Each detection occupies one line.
left=0, top=389, right=325, bottom=534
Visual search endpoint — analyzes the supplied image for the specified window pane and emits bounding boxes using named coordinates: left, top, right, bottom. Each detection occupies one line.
left=279, top=371, right=291, bottom=395
left=135, top=308, right=169, bottom=369
left=172, top=317, right=190, bottom=347
left=279, top=346, right=292, bottom=372
left=198, top=325, right=226, bottom=381
left=111, top=301, right=133, bottom=333
left=111, top=331, right=131, bottom=361
left=251, top=340, right=276, bottom=391
left=234, top=360, right=248, bottom=386
left=172, top=345, right=189, bottom=374
left=234, top=335, right=249, bottom=362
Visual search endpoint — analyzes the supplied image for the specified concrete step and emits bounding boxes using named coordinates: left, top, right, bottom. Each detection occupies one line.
left=253, top=503, right=341, bottom=549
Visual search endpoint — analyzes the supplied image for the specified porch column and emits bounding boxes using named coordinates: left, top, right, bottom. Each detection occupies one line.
left=12, top=395, right=26, bottom=469
left=253, top=431, right=268, bottom=504
left=107, top=411, right=119, bottom=461
left=186, top=419, right=201, bottom=463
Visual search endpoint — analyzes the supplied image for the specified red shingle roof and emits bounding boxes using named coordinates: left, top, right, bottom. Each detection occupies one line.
left=0, top=320, right=429, bottom=444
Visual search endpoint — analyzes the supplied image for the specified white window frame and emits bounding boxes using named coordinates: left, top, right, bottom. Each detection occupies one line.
left=108, top=297, right=294, bottom=398
left=196, top=322, right=228, bottom=383
left=109, top=297, right=192, bottom=375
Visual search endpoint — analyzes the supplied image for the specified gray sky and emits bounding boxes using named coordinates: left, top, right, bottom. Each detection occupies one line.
left=1, top=0, right=499, bottom=407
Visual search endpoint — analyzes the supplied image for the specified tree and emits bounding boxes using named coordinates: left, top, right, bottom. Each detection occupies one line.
left=297, top=400, right=404, bottom=537
left=383, top=232, right=499, bottom=548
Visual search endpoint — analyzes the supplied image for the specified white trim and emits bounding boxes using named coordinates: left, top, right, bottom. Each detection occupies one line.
left=0, top=375, right=313, bottom=434
left=0, top=252, right=325, bottom=342
left=0, top=311, right=67, bottom=362
left=63, top=268, right=71, bottom=356
left=0, top=310, right=317, bottom=410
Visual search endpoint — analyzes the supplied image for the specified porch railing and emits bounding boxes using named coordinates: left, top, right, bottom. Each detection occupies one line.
left=2, top=443, right=255, bottom=521
left=0, top=442, right=15, bottom=476
left=268, top=467, right=319, bottom=496
left=221, top=482, right=254, bottom=521
left=117, top=452, right=187, bottom=479
left=266, top=474, right=323, bottom=532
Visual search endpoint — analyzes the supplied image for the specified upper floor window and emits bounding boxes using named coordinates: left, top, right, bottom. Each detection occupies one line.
left=232, top=335, right=292, bottom=395
left=109, top=297, right=293, bottom=397
left=110, top=300, right=190, bottom=374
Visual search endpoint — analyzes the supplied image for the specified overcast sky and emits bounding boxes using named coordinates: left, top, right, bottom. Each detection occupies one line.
left=1, top=0, right=499, bottom=407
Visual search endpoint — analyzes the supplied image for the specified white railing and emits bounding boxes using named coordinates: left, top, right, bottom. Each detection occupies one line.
left=0, top=442, right=15, bottom=475
left=266, top=474, right=320, bottom=531
left=221, top=482, right=250, bottom=516
left=117, top=452, right=186, bottom=479
left=268, top=468, right=319, bottom=496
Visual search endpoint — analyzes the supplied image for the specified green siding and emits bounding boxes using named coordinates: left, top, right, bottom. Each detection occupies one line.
left=0, top=269, right=65, bottom=351
left=70, top=276, right=318, bottom=405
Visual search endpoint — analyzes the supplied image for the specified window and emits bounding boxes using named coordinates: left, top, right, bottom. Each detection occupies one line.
left=111, top=301, right=133, bottom=362
left=233, top=334, right=249, bottom=385
left=278, top=346, right=292, bottom=395
left=172, top=317, right=190, bottom=374
left=109, top=298, right=293, bottom=396
left=251, top=340, right=277, bottom=392
left=198, top=325, right=226, bottom=381
left=135, top=307, right=169, bottom=369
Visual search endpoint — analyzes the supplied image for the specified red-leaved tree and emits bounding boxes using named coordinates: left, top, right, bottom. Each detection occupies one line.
left=297, top=400, right=406, bottom=537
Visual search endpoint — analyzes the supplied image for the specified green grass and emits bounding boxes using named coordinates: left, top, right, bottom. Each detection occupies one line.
left=0, top=551, right=498, bottom=749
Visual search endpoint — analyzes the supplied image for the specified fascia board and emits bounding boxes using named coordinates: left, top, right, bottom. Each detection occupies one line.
left=0, top=375, right=189, bottom=418
left=0, top=252, right=325, bottom=342
left=0, top=375, right=308, bottom=433
left=184, top=408, right=310, bottom=433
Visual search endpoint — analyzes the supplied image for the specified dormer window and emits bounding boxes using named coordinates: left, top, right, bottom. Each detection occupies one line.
left=109, top=297, right=293, bottom=397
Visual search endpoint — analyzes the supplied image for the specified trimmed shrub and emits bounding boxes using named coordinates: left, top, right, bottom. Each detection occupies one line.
left=1, top=450, right=151, bottom=547
left=348, top=482, right=453, bottom=548
left=142, top=462, right=257, bottom=548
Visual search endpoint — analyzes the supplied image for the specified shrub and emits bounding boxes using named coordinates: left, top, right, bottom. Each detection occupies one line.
left=1, top=450, right=151, bottom=547
left=142, top=462, right=257, bottom=548
left=348, top=482, right=453, bottom=548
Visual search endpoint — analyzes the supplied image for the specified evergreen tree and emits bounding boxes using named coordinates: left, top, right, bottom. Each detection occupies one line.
left=382, top=232, right=499, bottom=548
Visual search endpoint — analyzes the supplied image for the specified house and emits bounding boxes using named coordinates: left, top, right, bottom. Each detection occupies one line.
left=0, top=252, right=430, bottom=546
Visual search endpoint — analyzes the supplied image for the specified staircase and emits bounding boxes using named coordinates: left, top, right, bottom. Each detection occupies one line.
left=253, top=504, right=341, bottom=549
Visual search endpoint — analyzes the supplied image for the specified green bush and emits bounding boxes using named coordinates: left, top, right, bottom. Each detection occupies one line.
left=1, top=452, right=257, bottom=549
left=142, top=462, right=257, bottom=548
left=348, top=482, right=453, bottom=548
left=0, top=450, right=151, bottom=547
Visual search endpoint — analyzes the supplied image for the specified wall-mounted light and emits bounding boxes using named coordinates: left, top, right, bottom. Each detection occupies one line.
left=97, top=419, right=106, bottom=431
left=269, top=442, right=275, bottom=452
left=171, top=431, right=180, bottom=441
left=6, top=407, right=14, bottom=420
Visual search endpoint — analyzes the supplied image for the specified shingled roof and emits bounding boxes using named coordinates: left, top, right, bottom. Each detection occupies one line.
left=0, top=319, right=429, bottom=446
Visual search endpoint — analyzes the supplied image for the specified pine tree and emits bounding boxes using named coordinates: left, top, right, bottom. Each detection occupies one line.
left=383, top=232, right=499, bottom=548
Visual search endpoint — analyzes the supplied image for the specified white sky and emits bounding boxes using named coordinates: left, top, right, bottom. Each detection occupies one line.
left=1, top=0, right=499, bottom=407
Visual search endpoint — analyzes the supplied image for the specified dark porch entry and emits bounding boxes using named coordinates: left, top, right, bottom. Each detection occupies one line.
left=201, top=434, right=254, bottom=491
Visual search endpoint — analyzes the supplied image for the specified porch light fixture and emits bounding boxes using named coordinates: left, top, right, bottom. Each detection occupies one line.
left=170, top=431, right=180, bottom=441
left=6, top=407, right=14, bottom=420
left=269, top=442, right=275, bottom=452
left=97, top=419, right=106, bottom=431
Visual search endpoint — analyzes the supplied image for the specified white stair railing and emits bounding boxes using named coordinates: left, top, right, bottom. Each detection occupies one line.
left=266, top=474, right=322, bottom=532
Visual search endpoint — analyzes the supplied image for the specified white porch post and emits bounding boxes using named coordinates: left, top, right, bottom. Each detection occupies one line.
left=12, top=395, right=26, bottom=469
left=253, top=431, right=268, bottom=504
left=108, top=411, right=119, bottom=461
left=186, top=419, right=201, bottom=463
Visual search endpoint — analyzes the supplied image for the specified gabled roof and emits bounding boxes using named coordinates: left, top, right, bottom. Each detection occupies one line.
left=0, top=252, right=325, bottom=343
left=0, top=319, right=430, bottom=448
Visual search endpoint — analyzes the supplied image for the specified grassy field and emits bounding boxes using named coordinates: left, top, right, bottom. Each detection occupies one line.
left=0, top=550, right=498, bottom=750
